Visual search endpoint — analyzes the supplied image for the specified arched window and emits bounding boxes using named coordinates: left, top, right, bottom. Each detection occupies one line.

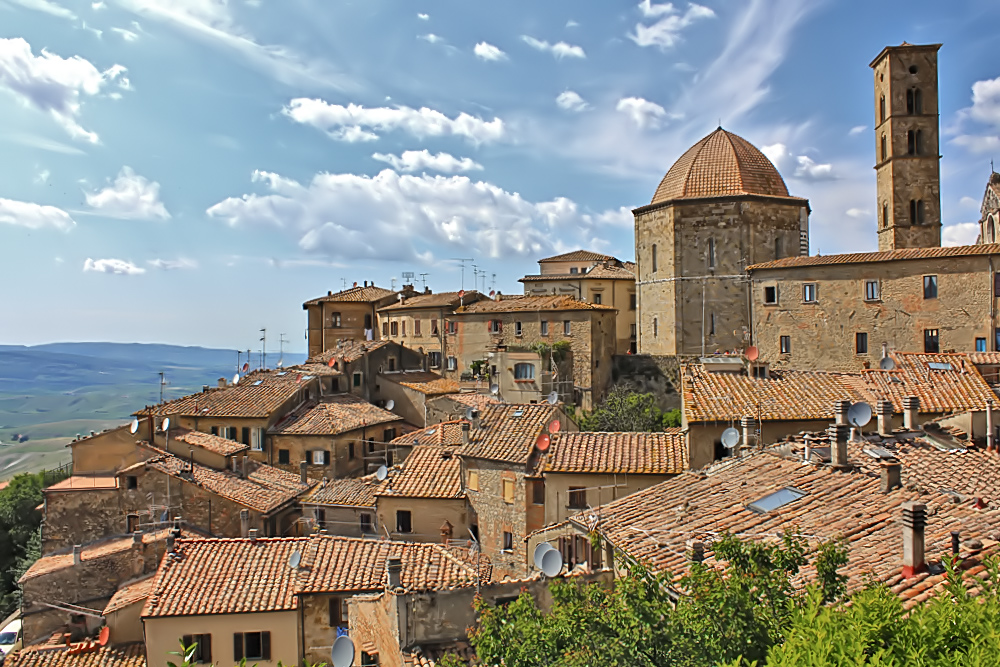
left=987, top=215, right=995, bottom=243
left=910, top=200, right=917, bottom=225
left=914, top=89, right=923, bottom=114
left=881, top=134, right=887, bottom=161
left=707, top=237, right=716, bottom=268
left=882, top=204, right=889, bottom=229
left=879, top=95, right=886, bottom=123
left=651, top=244, right=657, bottom=273
left=915, top=129, right=923, bottom=155
left=907, top=130, right=915, bottom=155
left=653, top=317, right=658, bottom=337
left=917, top=200, right=925, bottom=225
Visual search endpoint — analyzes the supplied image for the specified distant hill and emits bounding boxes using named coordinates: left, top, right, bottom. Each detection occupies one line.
left=0, top=342, right=306, bottom=479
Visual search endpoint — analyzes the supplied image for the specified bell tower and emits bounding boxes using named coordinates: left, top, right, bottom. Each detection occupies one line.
left=871, top=43, right=942, bottom=251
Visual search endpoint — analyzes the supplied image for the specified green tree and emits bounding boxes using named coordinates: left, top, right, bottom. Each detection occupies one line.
left=573, top=386, right=676, bottom=433
left=0, top=471, right=47, bottom=616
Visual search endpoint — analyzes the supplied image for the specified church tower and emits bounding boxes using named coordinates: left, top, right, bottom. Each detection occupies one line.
left=871, top=43, right=942, bottom=251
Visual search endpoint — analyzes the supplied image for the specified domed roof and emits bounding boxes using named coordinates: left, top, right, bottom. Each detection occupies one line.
left=651, top=128, right=791, bottom=205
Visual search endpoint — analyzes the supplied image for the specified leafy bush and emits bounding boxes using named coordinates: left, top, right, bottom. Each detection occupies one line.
left=572, top=386, right=679, bottom=433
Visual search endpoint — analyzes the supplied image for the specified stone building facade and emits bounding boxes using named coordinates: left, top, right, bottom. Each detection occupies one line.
left=977, top=172, right=1000, bottom=243
left=303, top=283, right=407, bottom=358
left=378, top=290, right=489, bottom=369
left=872, top=43, right=943, bottom=251
left=633, top=128, right=810, bottom=357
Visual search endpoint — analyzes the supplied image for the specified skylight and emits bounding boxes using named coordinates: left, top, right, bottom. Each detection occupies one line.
left=513, top=409, right=524, bottom=417
left=928, top=362, right=953, bottom=371
left=747, top=487, right=806, bottom=514
left=253, top=380, right=263, bottom=386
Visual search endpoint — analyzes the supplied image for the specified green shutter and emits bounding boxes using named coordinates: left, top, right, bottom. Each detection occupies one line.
left=261, top=632, right=271, bottom=661
left=233, top=633, right=243, bottom=661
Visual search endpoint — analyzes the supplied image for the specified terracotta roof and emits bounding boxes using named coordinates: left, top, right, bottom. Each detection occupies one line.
left=285, top=362, right=343, bottom=377
left=851, top=353, right=997, bottom=414
left=391, top=421, right=468, bottom=447
left=538, top=250, right=617, bottom=263
left=456, top=295, right=615, bottom=314
left=383, top=371, right=461, bottom=396
left=303, top=285, right=396, bottom=306
left=404, top=643, right=479, bottom=667
left=520, top=262, right=635, bottom=282
left=747, top=243, right=1000, bottom=271
left=3, top=643, right=145, bottom=667
left=269, top=395, right=402, bottom=436
left=173, top=429, right=248, bottom=457
left=887, top=541, right=1000, bottom=610
left=650, top=128, right=796, bottom=205
left=377, top=446, right=464, bottom=499
left=307, top=339, right=392, bottom=365
left=379, top=291, right=485, bottom=312
left=301, top=475, right=382, bottom=508
left=142, top=369, right=312, bottom=419
left=431, top=393, right=500, bottom=412
left=20, top=530, right=174, bottom=582
left=123, top=449, right=310, bottom=514
left=103, top=576, right=154, bottom=615
left=968, top=351, right=1000, bottom=365
left=44, top=475, right=118, bottom=491
left=458, top=404, right=560, bottom=464
left=540, top=430, right=688, bottom=475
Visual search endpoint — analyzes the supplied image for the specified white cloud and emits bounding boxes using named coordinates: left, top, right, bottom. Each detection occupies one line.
left=762, top=142, right=836, bottom=181
left=206, top=169, right=625, bottom=262
left=521, top=35, right=585, bottom=59
left=952, top=134, right=1000, bottom=154
left=630, top=1, right=715, bottom=51
left=848, top=125, right=866, bottom=136
left=283, top=99, right=505, bottom=144
left=565, top=19, right=579, bottom=28
left=34, top=169, right=50, bottom=184
left=0, top=38, right=127, bottom=143
left=83, top=258, right=145, bottom=275
left=556, top=90, right=589, bottom=113
left=417, top=13, right=429, bottom=20
left=419, top=33, right=444, bottom=44
left=942, top=222, right=981, bottom=247
left=0, top=197, right=75, bottom=231
left=474, top=42, right=507, bottom=61
left=616, top=97, right=667, bottom=129
left=92, top=1, right=107, bottom=8
left=845, top=208, right=870, bottom=219
left=968, top=77, right=1000, bottom=127
left=112, top=27, right=140, bottom=41
left=84, top=166, right=170, bottom=220
left=148, top=257, right=197, bottom=270
left=7, top=0, right=76, bottom=20
left=959, top=196, right=979, bottom=209
left=371, top=150, right=483, bottom=173
left=794, top=155, right=834, bottom=180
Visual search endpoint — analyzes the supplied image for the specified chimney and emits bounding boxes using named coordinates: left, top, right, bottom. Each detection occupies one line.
left=422, top=355, right=429, bottom=372
left=364, top=280, right=368, bottom=287
left=877, top=399, right=894, bottom=436
left=739, top=416, right=755, bottom=456
left=471, top=409, right=481, bottom=430
left=218, top=378, right=227, bottom=388
left=951, top=530, right=961, bottom=555
left=73, top=545, right=82, bottom=565
left=353, top=281, right=358, bottom=288
left=328, top=290, right=332, bottom=296
left=240, top=509, right=250, bottom=537
left=300, top=460, right=308, bottom=484
left=132, top=531, right=143, bottom=548
left=424, top=286, right=431, bottom=294
left=687, top=539, right=705, bottom=564
left=241, top=455, right=249, bottom=478
left=827, top=424, right=850, bottom=469
left=901, top=501, right=927, bottom=578
left=166, top=533, right=176, bottom=553
left=803, top=434, right=813, bottom=462
left=833, top=400, right=851, bottom=426
left=987, top=399, right=995, bottom=452
left=461, top=422, right=471, bottom=445
left=202, top=385, right=209, bottom=393
left=248, top=528, right=258, bottom=542
left=440, top=519, right=454, bottom=544
left=880, top=461, right=901, bottom=493
left=903, top=396, right=920, bottom=430
left=387, top=557, right=403, bottom=590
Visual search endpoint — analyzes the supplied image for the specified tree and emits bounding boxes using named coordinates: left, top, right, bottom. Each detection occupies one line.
left=0, top=472, right=47, bottom=616
left=573, top=386, right=679, bottom=432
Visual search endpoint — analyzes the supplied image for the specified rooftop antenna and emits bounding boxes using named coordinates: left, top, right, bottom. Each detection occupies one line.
left=259, top=328, right=266, bottom=370
left=879, top=357, right=896, bottom=370
left=532, top=542, right=564, bottom=577
left=848, top=402, right=873, bottom=429
left=419, top=273, right=429, bottom=290
left=450, top=258, right=474, bottom=290
left=158, top=372, right=166, bottom=404
left=341, top=278, right=348, bottom=290
left=491, top=273, right=496, bottom=291
left=402, top=271, right=415, bottom=285
left=278, top=333, right=287, bottom=368
left=375, top=465, right=388, bottom=481
left=546, top=390, right=559, bottom=405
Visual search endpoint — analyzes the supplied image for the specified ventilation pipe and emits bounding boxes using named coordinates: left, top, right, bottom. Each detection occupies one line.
left=901, top=501, right=927, bottom=578
left=73, top=545, right=82, bottom=566
left=880, top=461, right=901, bottom=493
left=903, top=396, right=920, bottom=430
left=387, top=557, right=403, bottom=590
left=461, top=422, right=471, bottom=445
left=248, top=528, right=258, bottom=542
left=833, top=400, right=851, bottom=426
left=876, top=399, right=894, bottom=437
left=828, top=424, right=850, bottom=469
left=240, top=509, right=250, bottom=537
left=687, top=540, right=705, bottom=564
left=740, top=416, right=755, bottom=457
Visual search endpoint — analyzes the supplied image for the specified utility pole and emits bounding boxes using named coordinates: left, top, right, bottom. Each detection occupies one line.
left=158, top=372, right=166, bottom=404
left=279, top=333, right=287, bottom=368
left=450, top=258, right=474, bottom=290
left=259, top=328, right=266, bottom=370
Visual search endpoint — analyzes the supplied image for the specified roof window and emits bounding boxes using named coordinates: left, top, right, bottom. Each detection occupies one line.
left=747, top=487, right=805, bottom=514
left=512, top=409, right=524, bottom=417
left=927, top=362, right=952, bottom=371
left=253, top=380, right=264, bottom=386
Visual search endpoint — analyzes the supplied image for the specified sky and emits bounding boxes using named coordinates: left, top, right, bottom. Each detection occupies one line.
left=1, top=0, right=999, bottom=351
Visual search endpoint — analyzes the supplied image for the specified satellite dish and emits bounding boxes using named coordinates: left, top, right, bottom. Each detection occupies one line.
left=376, top=465, right=388, bottom=481
left=385, top=399, right=395, bottom=411
left=232, top=374, right=240, bottom=386
left=746, top=346, right=759, bottom=361
left=536, top=433, right=551, bottom=451
left=161, top=417, right=170, bottom=432
left=288, top=551, right=301, bottom=569
left=721, top=427, right=740, bottom=449
left=129, top=419, right=139, bottom=435
left=848, top=402, right=873, bottom=428
left=546, top=391, right=559, bottom=405
left=458, top=290, right=465, bottom=298
left=880, top=357, right=896, bottom=370
left=330, top=635, right=355, bottom=667
left=98, top=627, right=110, bottom=646
left=548, top=421, right=561, bottom=434
left=465, top=407, right=476, bottom=421
left=533, top=542, right=555, bottom=568
left=490, top=383, right=500, bottom=396
left=540, top=548, right=564, bottom=577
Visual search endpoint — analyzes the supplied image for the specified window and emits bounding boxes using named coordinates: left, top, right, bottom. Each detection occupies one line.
left=775, top=237, right=782, bottom=259
left=361, top=652, right=378, bottom=666
left=569, top=267, right=578, bottom=274
left=467, top=469, right=479, bottom=491
left=764, top=285, right=777, bottom=304
left=540, top=320, right=549, bottom=336
left=532, top=479, right=544, bottom=505
left=977, top=337, right=987, bottom=353
left=429, top=351, right=442, bottom=368
left=388, top=357, right=396, bottom=372
left=278, top=449, right=290, bottom=465
left=353, top=372, right=362, bottom=387
left=707, top=237, right=716, bottom=268
left=414, top=319, right=421, bottom=336
left=251, top=428, right=263, bottom=451
left=923, top=275, right=938, bottom=299
left=910, top=199, right=926, bottom=225
left=502, top=531, right=513, bottom=552
left=396, top=510, right=412, bottom=533
left=241, top=427, right=250, bottom=446
left=364, top=314, right=373, bottom=330
left=802, top=283, right=817, bottom=303
left=747, top=487, right=805, bottom=514
left=330, top=312, right=342, bottom=328
left=390, top=321, right=399, bottom=336
left=924, top=329, right=940, bottom=353
left=881, top=134, right=887, bottom=161
left=126, top=476, right=138, bottom=490
left=360, top=513, right=373, bottom=534
left=907, top=89, right=915, bottom=114
left=383, top=428, right=396, bottom=442
left=502, top=478, right=515, bottom=503
left=317, top=508, right=326, bottom=526
left=856, top=332, right=868, bottom=355
left=447, top=356, right=457, bottom=371
left=882, top=204, right=889, bottom=229
left=879, top=95, right=886, bottom=123
left=568, top=487, right=587, bottom=509
left=382, top=322, right=389, bottom=336
left=865, top=280, right=880, bottom=301
left=447, top=321, right=458, bottom=334
left=996, top=328, right=1000, bottom=352
left=181, top=635, right=212, bottom=664
left=914, top=88, right=923, bottom=113
left=780, top=335, right=791, bottom=354
left=709, top=312, right=716, bottom=336
left=917, top=200, right=925, bottom=224
left=329, top=597, right=347, bottom=627
left=489, top=320, right=502, bottom=333
left=629, top=293, right=636, bottom=310
left=593, top=293, right=602, bottom=304
left=514, top=363, right=535, bottom=380
left=653, top=317, right=658, bottom=337
left=915, top=129, right=923, bottom=154
left=312, top=450, right=330, bottom=466
left=995, top=272, right=1000, bottom=297
left=630, top=323, right=637, bottom=338
left=401, top=321, right=406, bottom=336
left=233, top=632, right=270, bottom=662
left=907, top=130, right=915, bottom=155
left=651, top=243, right=657, bottom=272
left=431, top=319, right=439, bottom=335
left=563, top=320, right=571, bottom=335
left=347, top=442, right=355, bottom=459
left=210, top=426, right=218, bottom=436
left=514, top=321, right=523, bottom=336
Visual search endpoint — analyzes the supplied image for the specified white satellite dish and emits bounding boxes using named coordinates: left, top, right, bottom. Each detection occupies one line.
left=721, top=427, right=740, bottom=449
left=330, top=635, right=354, bottom=667
left=465, top=407, right=476, bottom=421
left=385, top=399, right=395, bottom=411
left=540, top=548, right=564, bottom=577
left=546, top=391, right=559, bottom=405
left=161, top=417, right=170, bottom=432
left=129, top=419, right=139, bottom=435
left=848, top=402, right=873, bottom=428
left=376, top=465, right=388, bottom=481
left=232, top=374, right=240, bottom=386
left=490, top=383, right=500, bottom=396
left=288, top=551, right=301, bottom=569
left=879, top=357, right=896, bottom=371
left=533, top=542, right=555, bottom=568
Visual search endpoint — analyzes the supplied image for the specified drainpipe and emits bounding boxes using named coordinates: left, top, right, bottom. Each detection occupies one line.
left=988, top=399, right=995, bottom=452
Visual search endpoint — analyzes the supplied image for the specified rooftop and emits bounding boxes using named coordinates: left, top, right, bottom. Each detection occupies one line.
left=393, top=420, right=468, bottom=447
left=456, top=295, right=615, bottom=314
left=303, top=284, right=396, bottom=306
left=538, top=430, right=688, bottom=475
left=44, top=475, right=118, bottom=492
left=2, top=643, right=145, bottom=667
left=538, top=250, right=617, bottom=263
left=103, top=576, right=155, bottom=615
left=269, top=395, right=402, bottom=436
left=300, top=475, right=382, bottom=508
left=428, top=393, right=500, bottom=413
left=746, top=243, right=1000, bottom=271
left=377, top=445, right=464, bottom=499
left=458, top=404, right=562, bottom=464
left=382, top=371, right=461, bottom=396
left=307, top=339, right=392, bottom=366
left=20, top=529, right=175, bottom=582
left=172, top=429, right=249, bottom=457
left=141, top=369, right=313, bottom=419
left=520, top=261, right=636, bottom=282
left=379, top=290, right=486, bottom=312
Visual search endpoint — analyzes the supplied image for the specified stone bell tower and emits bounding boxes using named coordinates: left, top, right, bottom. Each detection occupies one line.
left=871, top=43, right=942, bottom=251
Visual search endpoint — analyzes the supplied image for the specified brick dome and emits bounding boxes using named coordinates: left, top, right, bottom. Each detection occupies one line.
left=651, top=128, right=790, bottom=204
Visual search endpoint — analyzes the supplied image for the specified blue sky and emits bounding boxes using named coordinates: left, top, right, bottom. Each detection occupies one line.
left=2, top=0, right=999, bottom=351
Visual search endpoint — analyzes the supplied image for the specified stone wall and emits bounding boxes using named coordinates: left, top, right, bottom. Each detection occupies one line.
left=301, top=592, right=352, bottom=667
left=345, top=592, right=399, bottom=667
left=375, top=496, right=468, bottom=544
left=541, top=472, right=675, bottom=525
left=42, top=487, right=122, bottom=555
left=269, top=432, right=368, bottom=480
left=523, top=277, right=637, bottom=354
left=462, top=459, right=527, bottom=578
left=70, top=425, right=148, bottom=475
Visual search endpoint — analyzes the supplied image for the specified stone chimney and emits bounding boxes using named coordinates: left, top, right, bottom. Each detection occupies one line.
left=903, top=396, right=920, bottom=430
left=440, top=519, right=454, bottom=544
left=880, top=461, right=901, bottom=493
left=828, top=424, right=850, bottom=469
left=72, top=545, right=82, bottom=566
left=166, top=534, right=176, bottom=553
left=901, top=501, right=926, bottom=578
left=202, top=385, right=209, bottom=393
left=387, top=557, right=403, bottom=590
left=241, top=455, right=249, bottom=478
left=951, top=530, right=961, bottom=555
left=471, top=409, right=481, bottom=430
left=300, top=461, right=308, bottom=484
left=687, top=540, right=705, bottom=564
left=876, top=399, right=894, bottom=436
left=739, top=416, right=755, bottom=456
left=461, top=421, right=471, bottom=445
left=240, top=509, right=250, bottom=537
left=218, top=378, right=227, bottom=388
left=248, top=528, right=258, bottom=542
left=833, top=400, right=851, bottom=426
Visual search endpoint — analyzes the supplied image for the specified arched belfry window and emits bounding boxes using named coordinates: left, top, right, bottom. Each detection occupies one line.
left=882, top=204, right=889, bottom=229
left=881, top=134, right=887, bottom=161
left=907, top=130, right=915, bottom=155
left=987, top=215, right=995, bottom=243
left=915, top=129, right=923, bottom=155
left=906, top=90, right=914, bottom=114
left=879, top=95, right=886, bottom=123
left=651, top=244, right=657, bottom=273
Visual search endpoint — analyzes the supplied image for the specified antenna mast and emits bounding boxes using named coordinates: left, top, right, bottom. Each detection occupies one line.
left=158, top=372, right=166, bottom=404
left=419, top=273, right=429, bottom=290
left=279, top=333, right=287, bottom=367
left=259, top=328, right=266, bottom=370
left=450, top=258, right=474, bottom=290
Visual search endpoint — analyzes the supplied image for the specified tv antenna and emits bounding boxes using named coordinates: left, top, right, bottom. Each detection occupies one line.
left=278, top=333, right=287, bottom=368
left=158, top=372, right=167, bottom=404
left=450, top=258, right=474, bottom=290
left=259, top=328, right=266, bottom=370
left=419, top=273, right=429, bottom=290
left=402, top=271, right=415, bottom=285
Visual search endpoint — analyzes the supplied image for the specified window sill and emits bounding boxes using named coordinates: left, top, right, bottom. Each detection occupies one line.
left=566, top=505, right=588, bottom=511
left=863, top=298, right=882, bottom=303
left=801, top=300, right=817, bottom=305
left=513, top=379, right=536, bottom=384
left=763, top=302, right=779, bottom=306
